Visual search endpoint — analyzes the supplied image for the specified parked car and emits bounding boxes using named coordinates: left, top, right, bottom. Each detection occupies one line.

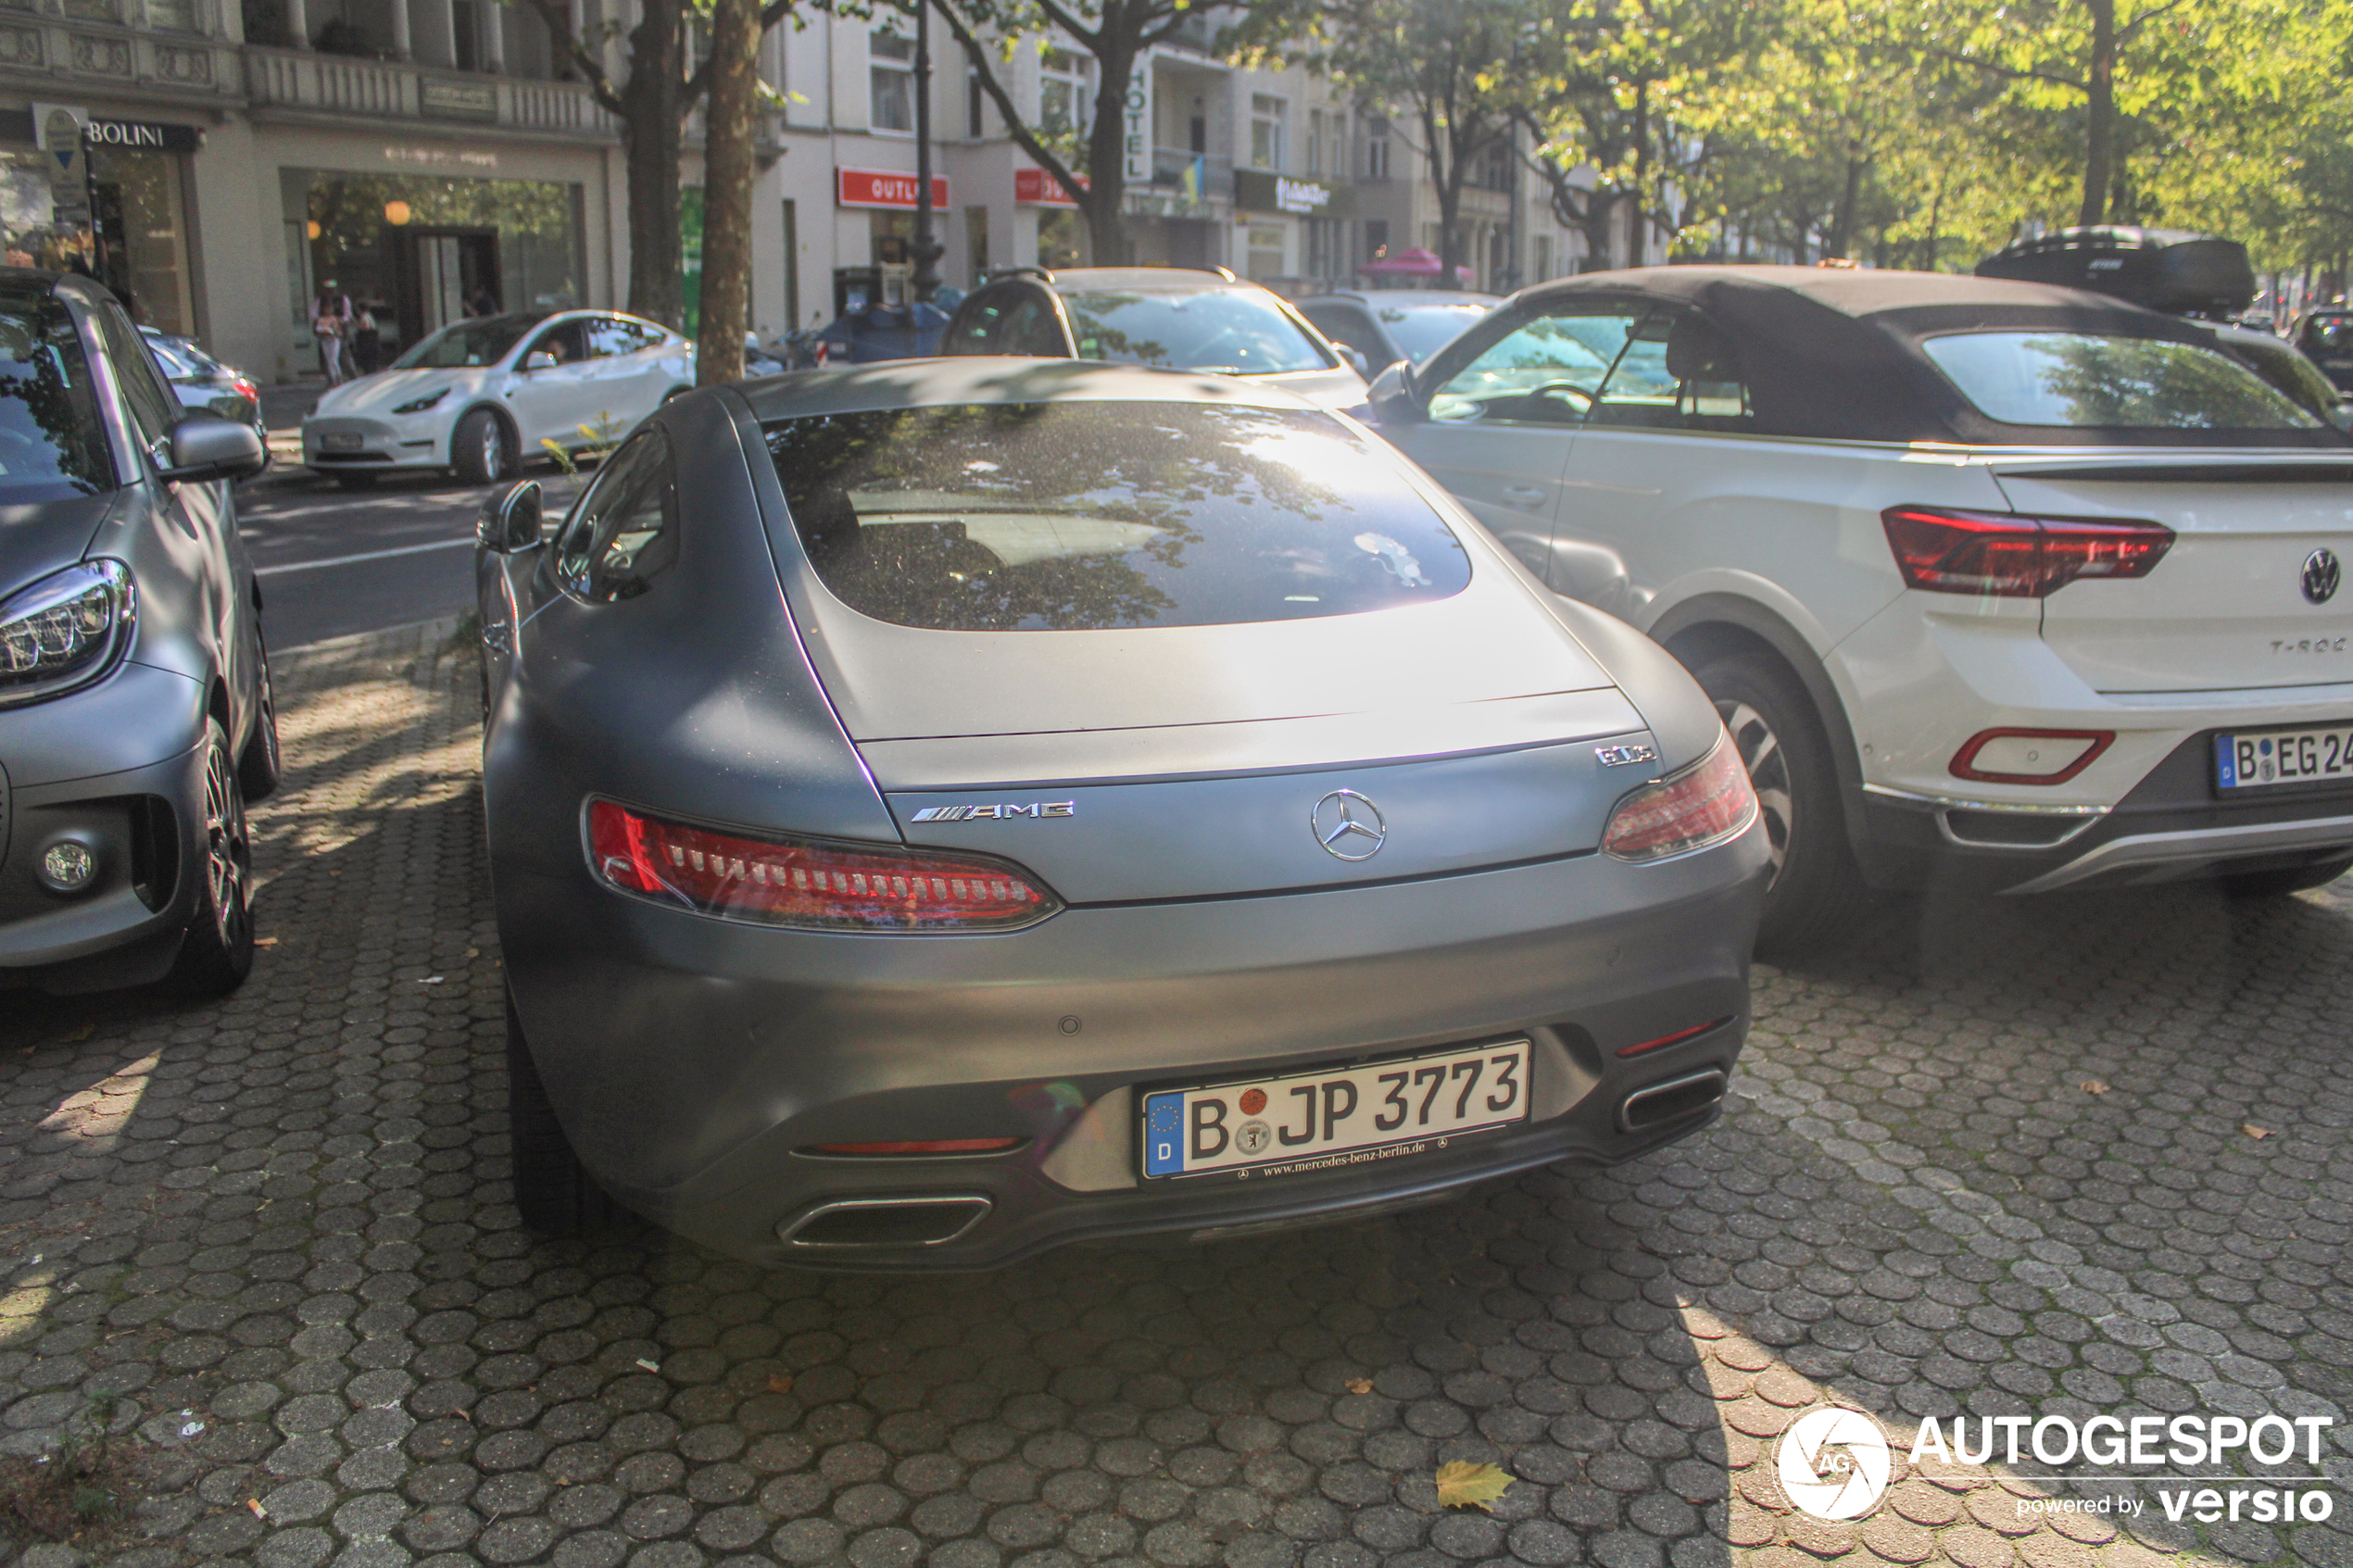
left=940, top=267, right=1368, bottom=410
left=2293, top=309, right=2353, bottom=393
left=141, top=326, right=267, bottom=446
left=0, top=269, right=274, bottom=996
left=1295, top=289, right=1498, bottom=370
left=301, top=309, right=693, bottom=488
left=795, top=300, right=953, bottom=366
left=473, top=358, right=1769, bottom=1266
left=2209, top=322, right=2353, bottom=429
left=1365, top=267, right=2353, bottom=954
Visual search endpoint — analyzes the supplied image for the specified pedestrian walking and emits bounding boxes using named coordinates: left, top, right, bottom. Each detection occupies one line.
left=310, top=279, right=357, bottom=385
left=352, top=299, right=382, bottom=374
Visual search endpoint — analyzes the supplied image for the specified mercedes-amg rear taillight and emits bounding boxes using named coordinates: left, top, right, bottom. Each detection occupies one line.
left=587, top=799, right=1061, bottom=932
left=1601, top=736, right=1759, bottom=862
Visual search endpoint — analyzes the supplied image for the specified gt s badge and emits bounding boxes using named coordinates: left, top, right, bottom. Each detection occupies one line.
left=1595, top=744, right=1658, bottom=768
left=910, top=802, right=1076, bottom=822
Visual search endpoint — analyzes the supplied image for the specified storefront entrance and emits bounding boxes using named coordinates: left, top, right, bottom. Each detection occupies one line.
left=389, top=228, right=501, bottom=346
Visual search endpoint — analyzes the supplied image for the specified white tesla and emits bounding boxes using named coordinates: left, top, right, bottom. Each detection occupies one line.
left=301, top=309, right=694, bottom=488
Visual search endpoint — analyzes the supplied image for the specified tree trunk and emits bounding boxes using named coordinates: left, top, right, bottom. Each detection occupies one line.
left=1628, top=82, right=1649, bottom=268
left=2078, top=0, right=2116, bottom=227
left=697, top=0, right=759, bottom=384
left=1828, top=151, right=1864, bottom=259
left=619, top=0, right=687, bottom=329
left=1082, top=35, right=1137, bottom=266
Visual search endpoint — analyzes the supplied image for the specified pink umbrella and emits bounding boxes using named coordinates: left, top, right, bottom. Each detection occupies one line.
left=1358, top=247, right=1475, bottom=284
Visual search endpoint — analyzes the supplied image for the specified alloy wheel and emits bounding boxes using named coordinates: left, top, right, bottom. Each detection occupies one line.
left=482, top=419, right=503, bottom=480
left=1717, top=698, right=1793, bottom=886
left=201, top=739, right=252, bottom=952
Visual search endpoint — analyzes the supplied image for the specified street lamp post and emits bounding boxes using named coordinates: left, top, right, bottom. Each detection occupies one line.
left=910, top=0, right=945, bottom=303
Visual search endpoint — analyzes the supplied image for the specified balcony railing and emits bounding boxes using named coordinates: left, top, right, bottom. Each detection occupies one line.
left=1150, top=146, right=1229, bottom=193
left=244, top=45, right=616, bottom=137
left=0, top=6, right=238, bottom=94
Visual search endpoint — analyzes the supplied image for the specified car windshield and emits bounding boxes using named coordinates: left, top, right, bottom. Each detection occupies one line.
left=766, top=401, right=1470, bottom=632
left=1378, top=304, right=1492, bottom=363
left=1922, top=332, right=2322, bottom=430
left=0, top=295, right=113, bottom=502
left=391, top=314, right=544, bottom=370
left=1059, top=291, right=1332, bottom=375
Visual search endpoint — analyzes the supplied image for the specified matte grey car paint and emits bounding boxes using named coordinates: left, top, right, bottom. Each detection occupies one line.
left=0, top=274, right=271, bottom=992
left=479, top=358, right=1769, bottom=1268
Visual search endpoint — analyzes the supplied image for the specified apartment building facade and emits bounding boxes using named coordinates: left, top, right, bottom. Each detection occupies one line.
left=0, top=0, right=1591, bottom=383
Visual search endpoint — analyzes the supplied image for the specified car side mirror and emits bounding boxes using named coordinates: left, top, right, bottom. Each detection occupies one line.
left=1365, top=360, right=1422, bottom=425
left=158, top=413, right=268, bottom=483
left=478, top=480, right=543, bottom=554
left=522, top=350, right=556, bottom=371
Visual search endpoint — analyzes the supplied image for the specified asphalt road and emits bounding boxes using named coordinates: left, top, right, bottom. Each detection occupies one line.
left=239, top=468, right=582, bottom=652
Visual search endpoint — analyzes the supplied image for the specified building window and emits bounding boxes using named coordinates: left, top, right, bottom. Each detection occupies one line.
left=870, top=30, right=914, bottom=133
left=1478, top=142, right=1511, bottom=193
left=1363, top=220, right=1389, bottom=266
left=145, top=0, right=201, bottom=31
left=1365, top=118, right=1390, bottom=182
left=1251, top=94, right=1287, bottom=171
left=1041, top=47, right=1090, bottom=139
left=1246, top=222, right=1285, bottom=282
left=968, top=69, right=985, bottom=138
left=1306, top=108, right=1323, bottom=176
left=1534, top=234, right=1551, bottom=282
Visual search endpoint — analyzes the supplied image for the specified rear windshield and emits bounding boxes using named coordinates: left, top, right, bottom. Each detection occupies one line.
left=1922, top=332, right=2322, bottom=430
left=391, top=313, right=544, bottom=370
left=1379, top=304, right=1492, bottom=363
left=0, top=295, right=112, bottom=501
left=1061, top=291, right=1333, bottom=375
left=766, top=401, right=1470, bottom=631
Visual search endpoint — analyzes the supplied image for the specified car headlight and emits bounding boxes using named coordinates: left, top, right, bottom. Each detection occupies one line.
left=0, top=560, right=135, bottom=709
left=392, top=388, right=450, bottom=415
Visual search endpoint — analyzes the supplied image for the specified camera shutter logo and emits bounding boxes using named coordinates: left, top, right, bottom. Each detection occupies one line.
left=1776, top=1406, right=1893, bottom=1521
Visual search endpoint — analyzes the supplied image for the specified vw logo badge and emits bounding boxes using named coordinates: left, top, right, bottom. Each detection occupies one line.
left=1311, top=789, right=1387, bottom=860
left=2304, top=548, right=2342, bottom=606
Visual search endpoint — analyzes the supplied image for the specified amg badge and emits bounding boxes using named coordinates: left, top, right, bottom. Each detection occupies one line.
left=909, top=801, right=1076, bottom=822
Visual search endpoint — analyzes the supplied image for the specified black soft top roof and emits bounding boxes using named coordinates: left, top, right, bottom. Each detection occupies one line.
left=1512, top=266, right=2347, bottom=447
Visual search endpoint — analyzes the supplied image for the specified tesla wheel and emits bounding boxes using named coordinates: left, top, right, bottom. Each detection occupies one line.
left=1692, top=653, right=1874, bottom=961
left=454, top=408, right=510, bottom=486
left=237, top=634, right=283, bottom=802
left=508, top=989, right=618, bottom=1235
left=2218, top=855, right=2353, bottom=898
left=169, top=721, right=256, bottom=997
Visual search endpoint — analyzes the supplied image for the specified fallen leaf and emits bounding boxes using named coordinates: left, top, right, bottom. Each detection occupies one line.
left=2082, top=1080, right=2109, bottom=1095
left=254, top=936, right=280, bottom=947
left=635, top=1358, right=661, bottom=1373
left=246, top=1498, right=267, bottom=1518
left=1435, top=1461, right=1513, bottom=1511
left=57, top=1023, right=94, bottom=1043
left=419, top=976, right=444, bottom=985
left=768, top=1374, right=794, bottom=1395
left=2243, top=1124, right=2271, bottom=1139
left=1345, top=1378, right=1374, bottom=1395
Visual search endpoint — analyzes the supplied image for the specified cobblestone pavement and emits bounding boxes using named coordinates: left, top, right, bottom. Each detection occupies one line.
left=3, top=621, right=2351, bottom=1568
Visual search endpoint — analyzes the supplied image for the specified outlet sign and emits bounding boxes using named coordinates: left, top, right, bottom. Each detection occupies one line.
left=837, top=168, right=950, bottom=209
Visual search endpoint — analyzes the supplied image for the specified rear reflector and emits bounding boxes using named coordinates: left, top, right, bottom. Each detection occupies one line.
left=1602, top=735, right=1759, bottom=862
left=1949, top=728, right=2114, bottom=784
left=1617, top=1017, right=1733, bottom=1058
left=588, top=799, right=1061, bottom=932
left=806, top=1138, right=1022, bottom=1157
left=1881, top=506, right=2173, bottom=597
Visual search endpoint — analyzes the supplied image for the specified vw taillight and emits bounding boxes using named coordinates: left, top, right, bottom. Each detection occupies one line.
left=1881, top=506, right=2173, bottom=597
left=587, top=799, right=1061, bottom=933
left=1602, top=736, right=1759, bottom=862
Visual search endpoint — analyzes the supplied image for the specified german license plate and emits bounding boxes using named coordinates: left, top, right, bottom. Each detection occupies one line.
left=1140, top=1039, right=1530, bottom=1181
left=320, top=433, right=363, bottom=451
left=2215, top=723, right=2353, bottom=789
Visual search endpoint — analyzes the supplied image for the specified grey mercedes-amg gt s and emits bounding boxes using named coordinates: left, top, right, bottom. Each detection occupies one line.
left=475, top=358, right=1770, bottom=1269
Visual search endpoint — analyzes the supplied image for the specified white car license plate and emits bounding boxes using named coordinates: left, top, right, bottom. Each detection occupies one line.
left=2215, top=724, right=2353, bottom=789
left=319, top=433, right=363, bottom=451
left=1140, top=1039, right=1530, bottom=1181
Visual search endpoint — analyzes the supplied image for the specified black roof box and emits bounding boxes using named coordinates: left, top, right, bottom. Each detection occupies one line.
left=1974, top=226, right=2255, bottom=318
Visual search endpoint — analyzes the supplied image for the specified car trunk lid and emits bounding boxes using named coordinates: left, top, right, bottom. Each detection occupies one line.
left=1989, top=453, right=2353, bottom=693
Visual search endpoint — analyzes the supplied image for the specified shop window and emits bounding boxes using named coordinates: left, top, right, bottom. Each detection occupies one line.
left=1362, top=220, right=1389, bottom=267
left=1250, top=95, right=1286, bottom=171
left=870, top=31, right=914, bottom=133
left=1246, top=224, right=1284, bottom=282
left=1364, top=119, right=1390, bottom=182
left=89, top=145, right=195, bottom=336
left=1307, top=109, right=1323, bottom=176
left=1041, top=47, right=1090, bottom=140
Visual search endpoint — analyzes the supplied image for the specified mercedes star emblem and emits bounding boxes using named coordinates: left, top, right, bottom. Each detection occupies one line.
left=2303, top=548, right=2342, bottom=606
left=1311, top=789, right=1387, bottom=860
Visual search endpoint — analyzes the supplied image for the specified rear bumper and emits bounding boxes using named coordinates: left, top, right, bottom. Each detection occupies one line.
left=497, top=821, right=1771, bottom=1270
left=1857, top=730, right=2353, bottom=894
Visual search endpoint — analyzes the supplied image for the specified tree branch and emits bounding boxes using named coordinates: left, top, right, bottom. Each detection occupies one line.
left=1910, top=42, right=2084, bottom=92
left=929, top=0, right=1103, bottom=232
left=514, top=0, right=624, bottom=116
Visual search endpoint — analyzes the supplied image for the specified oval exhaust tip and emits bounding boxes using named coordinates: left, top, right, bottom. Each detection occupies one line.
left=778, top=1195, right=992, bottom=1248
left=1618, top=1069, right=1727, bottom=1134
